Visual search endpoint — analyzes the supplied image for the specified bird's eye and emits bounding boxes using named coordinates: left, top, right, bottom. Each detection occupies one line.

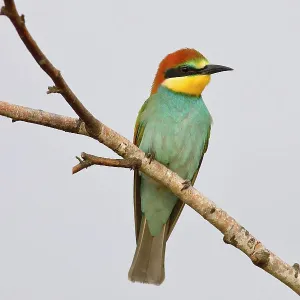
left=180, top=66, right=190, bottom=73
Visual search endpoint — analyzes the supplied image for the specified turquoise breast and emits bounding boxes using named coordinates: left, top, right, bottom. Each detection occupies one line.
left=138, top=86, right=212, bottom=236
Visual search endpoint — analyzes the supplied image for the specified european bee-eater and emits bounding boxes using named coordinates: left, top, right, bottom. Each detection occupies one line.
left=128, top=48, right=232, bottom=285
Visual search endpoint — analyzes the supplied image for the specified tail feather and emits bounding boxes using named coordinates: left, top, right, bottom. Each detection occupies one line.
left=128, top=216, right=167, bottom=285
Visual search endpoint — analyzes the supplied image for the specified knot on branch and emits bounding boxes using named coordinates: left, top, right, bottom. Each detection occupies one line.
left=251, top=248, right=270, bottom=268
left=20, top=14, right=25, bottom=24
left=116, top=142, right=129, bottom=155
left=223, top=226, right=238, bottom=247
left=293, top=263, right=300, bottom=279
left=202, top=205, right=217, bottom=219
left=0, top=6, right=10, bottom=17
left=47, top=86, right=62, bottom=94
left=223, top=225, right=259, bottom=254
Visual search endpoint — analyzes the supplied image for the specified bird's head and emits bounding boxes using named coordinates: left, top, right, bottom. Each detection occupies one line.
left=151, top=48, right=232, bottom=97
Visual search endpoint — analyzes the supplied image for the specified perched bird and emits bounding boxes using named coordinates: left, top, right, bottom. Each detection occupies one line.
left=128, top=48, right=232, bottom=285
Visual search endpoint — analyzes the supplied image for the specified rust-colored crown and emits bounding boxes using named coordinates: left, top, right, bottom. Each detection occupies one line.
left=150, top=48, right=204, bottom=95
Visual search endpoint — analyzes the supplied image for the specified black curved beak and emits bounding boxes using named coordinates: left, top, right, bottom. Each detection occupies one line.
left=197, top=64, right=233, bottom=75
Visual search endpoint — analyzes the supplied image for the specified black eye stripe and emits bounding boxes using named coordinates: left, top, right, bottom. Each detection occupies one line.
left=165, top=66, right=199, bottom=79
left=180, top=66, right=190, bottom=72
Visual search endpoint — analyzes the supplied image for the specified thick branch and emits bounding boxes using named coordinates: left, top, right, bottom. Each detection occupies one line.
left=1, top=0, right=299, bottom=295
left=72, top=152, right=141, bottom=174
left=0, top=101, right=89, bottom=136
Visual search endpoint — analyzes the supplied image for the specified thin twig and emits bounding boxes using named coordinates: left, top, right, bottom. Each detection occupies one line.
left=72, top=152, right=141, bottom=174
left=1, top=0, right=100, bottom=137
left=1, top=0, right=300, bottom=295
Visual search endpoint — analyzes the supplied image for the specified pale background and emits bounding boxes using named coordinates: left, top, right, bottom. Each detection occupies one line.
left=0, top=0, right=300, bottom=299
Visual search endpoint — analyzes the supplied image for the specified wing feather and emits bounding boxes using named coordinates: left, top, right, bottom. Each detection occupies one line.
left=133, top=98, right=150, bottom=241
left=167, top=126, right=211, bottom=239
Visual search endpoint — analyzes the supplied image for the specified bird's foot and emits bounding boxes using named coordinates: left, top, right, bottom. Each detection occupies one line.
left=145, top=152, right=155, bottom=164
left=181, top=180, right=192, bottom=191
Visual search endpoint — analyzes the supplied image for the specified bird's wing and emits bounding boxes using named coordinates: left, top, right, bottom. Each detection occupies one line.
left=133, top=98, right=150, bottom=241
left=167, top=126, right=211, bottom=239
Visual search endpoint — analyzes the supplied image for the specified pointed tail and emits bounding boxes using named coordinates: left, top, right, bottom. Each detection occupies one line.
left=128, top=216, right=168, bottom=285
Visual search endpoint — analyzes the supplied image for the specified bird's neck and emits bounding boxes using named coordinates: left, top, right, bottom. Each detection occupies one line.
left=157, top=86, right=203, bottom=102
left=162, top=75, right=210, bottom=97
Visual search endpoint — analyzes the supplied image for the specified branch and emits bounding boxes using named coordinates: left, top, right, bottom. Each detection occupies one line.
left=1, top=0, right=299, bottom=295
left=0, top=1, right=100, bottom=137
left=0, top=101, right=89, bottom=136
left=72, top=152, right=141, bottom=174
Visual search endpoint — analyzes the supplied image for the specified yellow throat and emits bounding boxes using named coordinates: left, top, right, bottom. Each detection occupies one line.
left=162, top=59, right=211, bottom=97
left=162, top=75, right=210, bottom=97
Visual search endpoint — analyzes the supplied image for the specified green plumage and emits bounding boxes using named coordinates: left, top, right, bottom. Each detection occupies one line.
left=135, top=86, right=212, bottom=236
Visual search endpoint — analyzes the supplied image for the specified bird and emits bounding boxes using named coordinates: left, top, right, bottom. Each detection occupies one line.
left=128, top=48, right=232, bottom=285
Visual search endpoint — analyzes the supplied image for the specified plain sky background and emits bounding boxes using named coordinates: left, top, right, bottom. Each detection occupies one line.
left=0, top=0, right=300, bottom=299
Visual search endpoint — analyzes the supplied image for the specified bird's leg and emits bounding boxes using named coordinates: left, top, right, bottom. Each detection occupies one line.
left=145, top=151, right=155, bottom=164
left=181, top=180, right=192, bottom=191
